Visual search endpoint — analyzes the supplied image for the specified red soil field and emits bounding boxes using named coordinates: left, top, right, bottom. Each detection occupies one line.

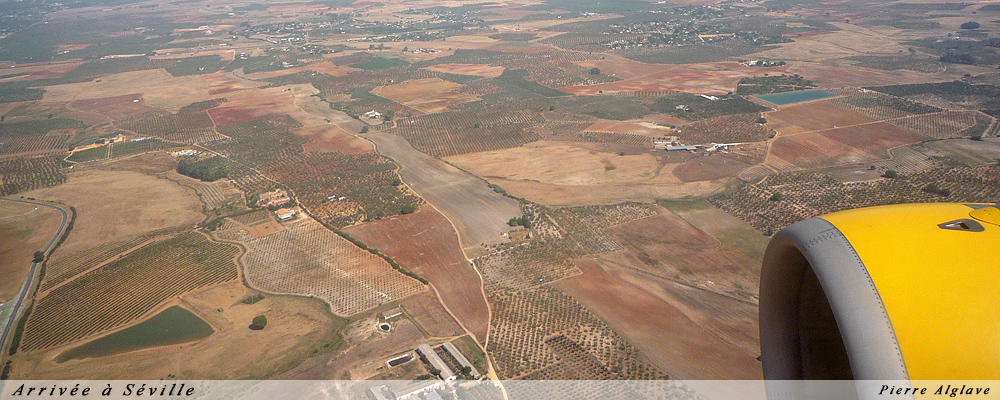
left=421, top=63, right=505, bottom=78
left=600, top=207, right=758, bottom=295
left=765, top=101, right=874, bottom=135
left=56, top=44, right=100, bottom=52
left=672, top=154, right=752, bottom=182
left=554, top=259, right=762, bottom=379
left=821, top=122, right=927, bottom=157
left=768, top=132, right=872, bottom=169
left=208, top=86, right=299, bottom=125
left=768, top=122, right=926, bottom=169
left=205, top=74, right=257, bottom=96
left=2, top=63, right=82, bottom=82
left=69, top=93, right=157, bottom=120
left=342, top=206, right=489, bottom=342
left=296, top=125, right=373, bottom=154
left=400, top=291, right=464, bottom=338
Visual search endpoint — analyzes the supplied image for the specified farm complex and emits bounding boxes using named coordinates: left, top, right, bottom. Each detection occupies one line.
left=1, top=0, right=999, bottom=390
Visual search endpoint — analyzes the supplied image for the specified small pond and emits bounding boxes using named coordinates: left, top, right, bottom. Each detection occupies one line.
left=58, top=306, right=213, bottom=362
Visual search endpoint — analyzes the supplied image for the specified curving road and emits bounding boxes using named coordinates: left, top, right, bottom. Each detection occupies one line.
left=0, top=198, right=68, bottom=358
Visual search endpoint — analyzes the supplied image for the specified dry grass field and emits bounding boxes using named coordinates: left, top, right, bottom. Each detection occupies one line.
left=22, top=169, right=204, bottom=260
left=445, top=141, right=728, bottom=206
left=0, top=201, right=62, bottom=302
left=371, top=78, right=480, bottom=114
left=41, top=69, right=219, bottom=113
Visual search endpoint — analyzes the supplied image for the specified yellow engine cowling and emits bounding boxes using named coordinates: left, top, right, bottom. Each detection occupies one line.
left=759, top=203, right=1000, bottom=380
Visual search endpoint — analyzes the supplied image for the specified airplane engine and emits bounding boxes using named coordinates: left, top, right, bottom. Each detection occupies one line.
left=759, top=203, right=1000, bottom=380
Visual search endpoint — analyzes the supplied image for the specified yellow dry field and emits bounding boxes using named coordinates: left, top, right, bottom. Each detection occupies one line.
left=370, top=78, right=480, bottom=114
left=584, top=119, right=685, bottom=136
left=40, top=69, right=215, bottom=113
left=11, top=281, right=339, bottom=379
left=287, top=84, right=373, bottom=154
left=444, top=141, right=727, bottom=206
left=22, top=169, right=204, bottom=262
left=421, top=63, right=506, bottom=78
left=244, top=62, right=359, bottom=80
left=751, top=25, right=906, bottom=62
left=0, top=201, right=62, bottom=302
left=788, top=61, right=960, bottom=88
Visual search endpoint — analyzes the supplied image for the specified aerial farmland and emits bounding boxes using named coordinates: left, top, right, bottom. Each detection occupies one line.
left=0, top=0, right=998, bottom=390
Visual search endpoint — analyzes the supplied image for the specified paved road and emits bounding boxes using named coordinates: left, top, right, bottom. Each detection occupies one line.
left=0, top=198, right=68, bottom=357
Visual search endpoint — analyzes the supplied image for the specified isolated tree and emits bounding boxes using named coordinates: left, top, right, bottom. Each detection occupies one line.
left=251, top=315, right=267, bottom=330
left=382, top=110, right=395, bottom=121
left=33, top=251, right=44, bottom=263
left=589, top=67, right=601, bottom=75
left=360, top=125, right=369, bottom=133
left=757, top=117, right=767, bottom=124
left=769, top=192, right=783, bottom=202
left=402, top=46, right=409, bottom=52
left=960, top=21, right=981, bottom=29
left=883, top=170, right=898, bottom=179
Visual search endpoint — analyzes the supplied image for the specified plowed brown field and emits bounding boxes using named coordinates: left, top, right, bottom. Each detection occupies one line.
left=343, top=206, right=489, bottom=341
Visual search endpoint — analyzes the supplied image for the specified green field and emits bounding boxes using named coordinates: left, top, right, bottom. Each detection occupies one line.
left=549, top=96, right=651, bottom=120
left=66, top=146, right=109, bottom=162
left=165, top=55, right=228, bottom=77
left=349, top=57, right=409, bottom=70
left=649, top=93, right=770, bottom=121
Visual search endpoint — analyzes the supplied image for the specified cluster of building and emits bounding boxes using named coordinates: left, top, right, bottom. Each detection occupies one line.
left=653, top=136, right=696, bottom=151
left=258, top=189, right=290, bottom=207
left=172, top=149, right=201, bottom=157
left=652, top=136, right=741, bottom=153
left=414, top=340, right=482, bottom=381
left=742, top=59, right=788, bottom=67
left=369, top=381, right=445, bottom=400
left=364, top=110, right=383, bottom=119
